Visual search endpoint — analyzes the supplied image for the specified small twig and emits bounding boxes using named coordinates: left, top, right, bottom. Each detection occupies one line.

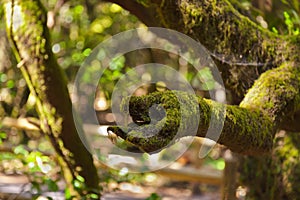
left=17, top=59, right=26, bottom=68
left=2, top=117, right=40, bottom=131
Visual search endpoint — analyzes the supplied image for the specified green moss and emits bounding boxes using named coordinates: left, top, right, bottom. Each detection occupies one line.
left=109, top=90, right=275, bottom=155
left=275, top=134, right=300, bottom=198
left=241, top=62, right=300, bottom=123
left=240, top=132, right=300, bottom=199
left=148, top=0, right=297, bottom=102
left=111, top=91, right=201, bottom=152
left=178, top=0, right=277, bottom=61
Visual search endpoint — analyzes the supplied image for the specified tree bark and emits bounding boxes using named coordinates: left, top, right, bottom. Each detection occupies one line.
left=3, top=0, right=100, bottom=198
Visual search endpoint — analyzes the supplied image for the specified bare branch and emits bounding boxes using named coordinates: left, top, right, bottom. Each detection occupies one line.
left=2, top=117, right=40, bottom=131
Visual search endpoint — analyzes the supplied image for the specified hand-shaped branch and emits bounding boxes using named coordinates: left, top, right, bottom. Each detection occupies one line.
left=108, top=90, right=275, bottom=155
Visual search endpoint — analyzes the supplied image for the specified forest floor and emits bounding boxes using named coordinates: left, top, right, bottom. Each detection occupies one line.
left=0, top=173, right=221, bottom=200
left=102, top=185, right=220, bottom=200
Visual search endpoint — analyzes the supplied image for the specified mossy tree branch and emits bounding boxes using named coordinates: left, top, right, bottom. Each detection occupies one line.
left=108, top=60, right=300, bottom=155
left=108, top=90, right=275, bottom=155
left=105, top=0, right=300, bottom=130
left=105, top=0, right=298, bottom=94
left=106, top=0, right=300, bottom=155
left=3, top=0, right=99, bottom=198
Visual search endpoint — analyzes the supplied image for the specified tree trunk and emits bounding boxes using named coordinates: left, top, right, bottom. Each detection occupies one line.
left=3, top=0, right=100, bottom=198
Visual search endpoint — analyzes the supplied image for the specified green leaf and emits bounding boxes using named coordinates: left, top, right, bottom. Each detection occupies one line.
left=109, top=55, right=125, bottom=70
left=6, top=80, right=15, bottom=88
left=88, top=193, right=99, bottom=199
left=0, top=132, right=6, bottom=144
left=293, top=28, right=300, bottom=35
left=74, top=5, right=84, bottom=15
left=146, top=193, right=162, bottom=200
left=65, top=188, right=71, bottom=199
left=14, top=145, right=29, bottom=156
left=76, top=175, right=85, bottom=182
left=73, top=180, right=83, bottom=189
left=83, top=48, right=92, bottom=57
left=45, top=179, right=59, bottom=191
left=272, top=27, right=278, bottom=34
left=0, top=132, right=6, bottom=138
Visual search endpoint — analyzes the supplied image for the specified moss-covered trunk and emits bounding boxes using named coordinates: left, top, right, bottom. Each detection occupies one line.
left=3, top=0, right=100, bottom=198
left=238, top=132, right=300, bottom=199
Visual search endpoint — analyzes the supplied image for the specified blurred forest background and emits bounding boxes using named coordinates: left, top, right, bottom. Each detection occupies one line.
left=0, top=0, right=300, bottom=199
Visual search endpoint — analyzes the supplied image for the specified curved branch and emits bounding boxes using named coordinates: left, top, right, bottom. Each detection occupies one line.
left=105, top=0, right=300, bottom=132
left=241, top=62, right=300, bottom=124
left=107, top=0, right=296, bottom=64
left=108, top=91, right=274, bottom=155
left=108, top=61, right=300, bottom=155
left=105, top=0, right=299, bottom=101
